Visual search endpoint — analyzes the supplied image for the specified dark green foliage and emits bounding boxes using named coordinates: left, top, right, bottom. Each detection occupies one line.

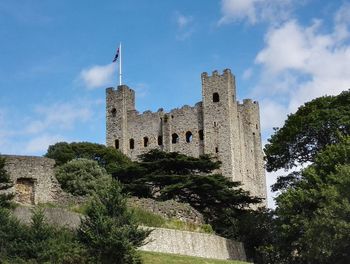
left=264, top=90, right=350, bottom=172
left=0, top=156, right=14, bottom=208
left=139, top=149, right=221, bottom=174
left=45, top=142, right=131, bottom=173
left=114, top=149, right=261, bottom=248
left=0, top=207, right=26, bottom=260
left=114, top=150, right=221, bottom=198
left=271, top=171, right=301, bottom=192
left=153, top=173, right=260, bottom=226
left=0, top=208, right=88, bottom=263
left=234, top=209, right=276, bottom=264
left=78, top=179, right=150, bottom=264
left=55, top=158, right=111, bottom=196
left=272, top=137, right=350, bottom=264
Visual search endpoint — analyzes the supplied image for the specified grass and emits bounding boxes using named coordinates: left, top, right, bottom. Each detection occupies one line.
left=37, top=202, right=89, bottom=215
left=39, top=201, right=214, bottom=233
left=132, top=207, right=214, bottom=233
left=140, top=251, right=250, bottom=264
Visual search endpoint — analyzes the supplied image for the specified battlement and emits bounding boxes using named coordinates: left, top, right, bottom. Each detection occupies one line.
left=201, top=69, right=232, bottom=79
left=106, top=69, right=266, bottom=204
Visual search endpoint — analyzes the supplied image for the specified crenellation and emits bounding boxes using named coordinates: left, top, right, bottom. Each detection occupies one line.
left=106, top=69, right=267, bottom=204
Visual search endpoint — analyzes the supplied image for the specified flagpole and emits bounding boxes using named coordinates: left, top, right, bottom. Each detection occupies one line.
left=119, top=42, right=122, bottom=86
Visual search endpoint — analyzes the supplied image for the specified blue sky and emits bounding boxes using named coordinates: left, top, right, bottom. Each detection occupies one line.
left=1, top=0, right=350, bottom=206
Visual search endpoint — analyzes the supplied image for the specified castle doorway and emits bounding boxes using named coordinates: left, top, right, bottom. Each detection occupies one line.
left=15, top=178, right=35, bottom=205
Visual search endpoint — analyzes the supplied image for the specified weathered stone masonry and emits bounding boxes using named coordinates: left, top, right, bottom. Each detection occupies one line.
left=106, top=69, right=267, bottom=201
left=2, top=155, right=60, bottom=205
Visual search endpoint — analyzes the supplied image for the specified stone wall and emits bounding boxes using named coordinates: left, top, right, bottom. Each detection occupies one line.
left=13, top=206, right=246, bottom=262
left=12, top=206, right=82, bottom=230
left=2, top=155, right=61, bottom=205
left=106, top=69, right=267, bottom=203
left=140, top=227, right=247, bottom=261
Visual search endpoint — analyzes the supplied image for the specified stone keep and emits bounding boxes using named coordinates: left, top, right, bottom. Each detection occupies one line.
left=106, top=69, right=266, bottom=201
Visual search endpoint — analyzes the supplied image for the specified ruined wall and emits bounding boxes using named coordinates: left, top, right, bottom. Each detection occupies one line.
left=2, top=155, right=60, bottom=205
left=106, top=69, right=267, bottom=202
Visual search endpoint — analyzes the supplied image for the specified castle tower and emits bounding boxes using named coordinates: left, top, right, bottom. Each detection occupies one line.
left=201, top=69, right=237, bottom=179
left=106, top=85, right=135, bottom=154
left=106, top=69, right=267, bottom=203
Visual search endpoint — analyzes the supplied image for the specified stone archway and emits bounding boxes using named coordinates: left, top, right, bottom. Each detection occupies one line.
left=15, top=178, right=35, bottom=205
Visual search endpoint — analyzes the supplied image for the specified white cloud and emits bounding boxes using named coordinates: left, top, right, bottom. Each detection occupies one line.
left=133, top=83, right=149, bottom=99
left=255, top=14, right=350, bottom=113
left=24, top=134, right=65, bottom=154
left=26, top=102, right=92, bottom=134
left=218, top=0, right=295, bottom=25
left=0, top=99, right=99, bottom=156
left=265, top=170, right=283, bottom=208
left=250, top=4, right=350, bottom=208
left=242, top=68, right=253, bottom=80
left=219, top=0, right=258, bottom=24
left=260, top=99, right=288, bottom=131
left=175, top=12, right=194, bottom=40
left=177, top=14, right=192, bottom=28
left=79, top=63, right=116, bottom=89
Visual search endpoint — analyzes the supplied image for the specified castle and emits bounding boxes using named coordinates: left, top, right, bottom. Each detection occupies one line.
left=106, top=69, right=266, bottom=201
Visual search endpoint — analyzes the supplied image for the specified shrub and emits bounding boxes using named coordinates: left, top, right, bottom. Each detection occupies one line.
left=55, top=158, right=111, bottom=196
left=78, top=180, right=151, bottom=264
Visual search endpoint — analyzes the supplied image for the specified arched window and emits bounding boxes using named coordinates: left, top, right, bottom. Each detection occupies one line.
left=185, top=131, right=193, bottom=143
left=158, top=136, right=163, bottom=146
left=111, top=108, right=117, bottom=117
left=172, top=133, right=179, bottom=144
left=129, top=139, right=134, bottom=149
left=114, top=139, right=119, bottom=149
left=198, top=130, right=204, bottom=141
left=213, top=93, right=220, bottom=102
left=143, top=137, right=149, bottom=147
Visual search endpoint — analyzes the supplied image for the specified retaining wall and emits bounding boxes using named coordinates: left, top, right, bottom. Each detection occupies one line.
left=12, top=206, right=246, bottom=261
left=141, top=227, right=246, bottom=261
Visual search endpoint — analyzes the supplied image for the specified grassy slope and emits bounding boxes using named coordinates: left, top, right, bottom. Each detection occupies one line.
left=132, top=207, right=214, bottom=233
left=140, top=251, right=250, bottom=264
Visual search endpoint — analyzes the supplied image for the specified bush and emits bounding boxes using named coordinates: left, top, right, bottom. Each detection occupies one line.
left=78, top=180, right=151, bottom=264
left=45, top=142, right=131, bottom=173
left=0, top=208, right=89, bottom=263
left=55, top=158, right=111, bottom=196
left=0, top=156, right=14, bottom=208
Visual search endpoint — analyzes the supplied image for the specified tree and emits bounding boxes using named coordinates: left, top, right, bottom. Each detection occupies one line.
left=45, top=142, right=131, bottom=174
left=273, top=137, right=350, bottom=264
left=55, top=158, right=111, bottom=196
left=264, top=90, right=350, bottom=172
left=0, top=208, right=88, bottom=263
left=0, top=156, right=14, bottom=208
left=78, top=179, right=150, bottom=264
left=114, top=149, right=261, bottom=242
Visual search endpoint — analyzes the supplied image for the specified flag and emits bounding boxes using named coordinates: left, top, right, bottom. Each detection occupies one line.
left=112, top=48, right=119, bottom=62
